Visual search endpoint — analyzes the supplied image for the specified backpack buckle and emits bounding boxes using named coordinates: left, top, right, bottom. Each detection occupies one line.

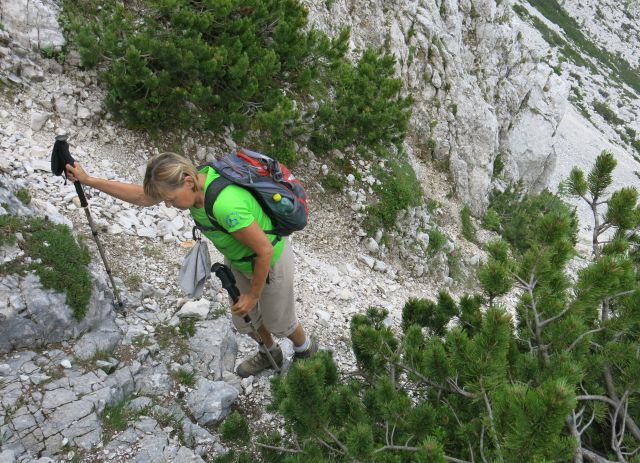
left=192, top=225, right=203, bottom=241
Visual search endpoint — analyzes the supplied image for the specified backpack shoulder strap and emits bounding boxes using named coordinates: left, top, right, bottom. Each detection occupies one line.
left=202, top=176, right=233, bottom=233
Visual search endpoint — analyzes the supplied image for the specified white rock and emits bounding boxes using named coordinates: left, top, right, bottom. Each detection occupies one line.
left=60, top=359, right=72, bottom=369
left=117, top=215, right=137, bottom=229
left=30, top=111, right=51, bottom=132
left=363, top=237, right=379, bottom=254
left=467, top=255, right=481, bottom=266
left=373, top=260, right=387, bottom=272
left=76, top=105, right=91, bottom=119
left=31, top=160, right=51, bottom=172
left=357, top=254, right=375, bottom=269
left=176, top=299, right=210, bottom=320
left=108, top=224, right=123, bottom=235
left=416, top=232, right=430, bottom=247
left=137, top=227, right=157, bottom=239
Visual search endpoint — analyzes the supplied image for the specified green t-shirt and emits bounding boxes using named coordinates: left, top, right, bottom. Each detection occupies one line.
left=190, top=166, right=285, bottom=273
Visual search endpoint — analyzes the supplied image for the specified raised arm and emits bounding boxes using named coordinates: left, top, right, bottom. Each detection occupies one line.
left=66, top=161, right=160, bottom=207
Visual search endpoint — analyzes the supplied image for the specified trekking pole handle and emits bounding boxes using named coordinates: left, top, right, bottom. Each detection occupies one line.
left=212, top=263, right=243, bottom=314
left=54, top=135, right=88, bottom=207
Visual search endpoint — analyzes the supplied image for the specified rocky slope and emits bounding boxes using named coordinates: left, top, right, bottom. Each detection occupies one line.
left=304, top=0, right=640, bottom=227
left=0, top=0, right=638, bottom=462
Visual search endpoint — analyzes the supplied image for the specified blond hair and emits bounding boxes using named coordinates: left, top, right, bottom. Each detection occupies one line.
left=143, top=152, right=201, bottom=201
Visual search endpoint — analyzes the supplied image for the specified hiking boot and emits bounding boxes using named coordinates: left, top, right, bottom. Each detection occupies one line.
left=236, top=344, right=283, bottom=378
left=293, top=337, right=319, bottom=362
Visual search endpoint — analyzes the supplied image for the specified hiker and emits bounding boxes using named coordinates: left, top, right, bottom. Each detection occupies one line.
left=66, top=152, right=317, bottom=377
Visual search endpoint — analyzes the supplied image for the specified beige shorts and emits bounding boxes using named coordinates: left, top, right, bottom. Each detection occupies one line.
left=226, top=238, right=298, bottom=337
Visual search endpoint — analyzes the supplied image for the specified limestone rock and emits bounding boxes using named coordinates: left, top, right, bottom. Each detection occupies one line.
left=186, top=378, right=239, bottom=426
left=188, top=319, right=238, bottom=379
left=176, top=299, right=210, bottom=320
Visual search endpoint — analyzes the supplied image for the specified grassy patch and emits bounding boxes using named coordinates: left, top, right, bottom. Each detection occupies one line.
left=0, top=215, right=92, bottom=320
left=172, top=369, right=195, bottom=387
left=123, top=273, right=142, bottom=290
left=155, top=324, right=177, bottom=350
left=142, top=245, right=163, bottom=259
left=16, top=188, right=31, bottom=205
left=426, top=198, right=440, bottom=214
left=493, top=154, right=505, bottom=178
left=131, top=334, right=151, bottom=348
left=101, top=396, right=154, bottom=442
left=460, top=206, right=477, bottom=242
left=210, top=307, right=227, bottom=320
left=40, top=45, right=66, bottom=64
left=592, top=100, right=623, bottom=125
left=178, top=318, right=196, bottom=338
left=447, top=250, right=462, bottom=282
left=320, top=172, right=345, bottom=192
left=362, top=158, right=423, bottom=234
left=102, top=398, right=133, bottom=438
left=154, top=323, right=191, bottom=358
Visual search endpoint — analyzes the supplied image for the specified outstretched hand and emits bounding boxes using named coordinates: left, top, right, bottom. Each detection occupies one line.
left=66, top=161, right=89, bottom=183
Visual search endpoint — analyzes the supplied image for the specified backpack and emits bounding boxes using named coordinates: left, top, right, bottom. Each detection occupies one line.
left=194, top=148, right=308, bottom=237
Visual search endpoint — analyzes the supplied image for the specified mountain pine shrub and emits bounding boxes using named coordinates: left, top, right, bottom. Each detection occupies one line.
left=62, top=0, right=412, bottom=167
left=217, top=151, right=640, bottom=462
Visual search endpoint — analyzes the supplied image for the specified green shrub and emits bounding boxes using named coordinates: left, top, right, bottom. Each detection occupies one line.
left=460, top=205, right=476, bottom=242
left=40, top=46, right=56, bottom=59
left=482, top=207, right=501, bottom=232
left=402, top=291, right=458, bottom=335
left=427, top=228, right=447, bottom=254
left=219, top=412, right=251, bottom=444
left=493, top=153, right=505, bottom=178
left=321, top=172, right=344, bottom=192
left=362, top=157, right=423, bottom=234
left=16, top=188, right=31, bottom=205
left=63, top=0, right=412, bottom=166
left=310, top=47, right=413, bottom=155
left=0, top=215, right=92, bottom=320
left=210, top=451, right=254, bottom=463
left=489, top=186, right=577, bottom=254
left=425, top=138, right=437, bottom=153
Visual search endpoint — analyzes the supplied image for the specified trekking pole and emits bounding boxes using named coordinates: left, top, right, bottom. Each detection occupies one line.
left=50, top=134, right=124, bottom=310
left=212, top=263, right=281, bottom=374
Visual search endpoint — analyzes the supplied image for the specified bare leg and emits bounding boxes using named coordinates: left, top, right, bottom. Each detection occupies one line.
left=287, top=323, right=306, bottom=347
left=247, top=325, right=275, bottom=349
left=248, top=323, right=306, bottom=348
